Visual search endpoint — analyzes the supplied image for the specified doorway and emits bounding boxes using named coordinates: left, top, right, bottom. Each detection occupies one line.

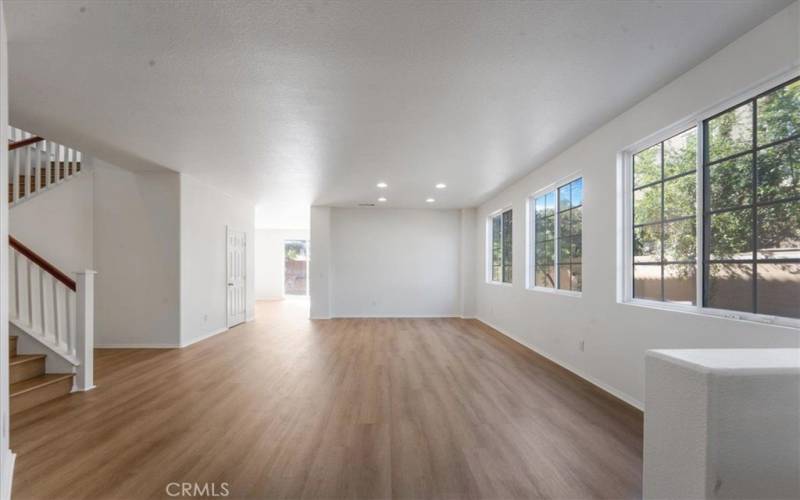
left=284, top=240, right=308, bottom=296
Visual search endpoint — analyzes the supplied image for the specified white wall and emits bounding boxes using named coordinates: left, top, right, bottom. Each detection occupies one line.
left=180, top=174, right=255, bottom=346
left=319, top=208, right=462, bottom=318
left=255, top=228, right=309, bottom=301
left=93, top=159, right=181, bottom=347
left=10, top=171, right=93, bottom=274
left=474, top=3, right=800, bottom=408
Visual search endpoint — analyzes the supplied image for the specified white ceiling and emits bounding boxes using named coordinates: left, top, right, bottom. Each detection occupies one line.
left=5, top=0, right=792, bottom=229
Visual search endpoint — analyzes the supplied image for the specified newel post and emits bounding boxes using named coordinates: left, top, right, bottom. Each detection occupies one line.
left=75, top=270, right=96, bottom=391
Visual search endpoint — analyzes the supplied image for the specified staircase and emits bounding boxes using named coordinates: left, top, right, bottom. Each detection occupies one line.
left=8, top=336, right=73, bottom=414
left=5, top=126, right=95, bottom=415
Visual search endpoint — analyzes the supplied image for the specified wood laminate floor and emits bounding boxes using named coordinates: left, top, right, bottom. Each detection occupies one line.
left=11, top=299, right=642, bottom=499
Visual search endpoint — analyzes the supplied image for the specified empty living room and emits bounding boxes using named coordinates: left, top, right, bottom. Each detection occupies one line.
left=0, top=1, right=798, bottom=499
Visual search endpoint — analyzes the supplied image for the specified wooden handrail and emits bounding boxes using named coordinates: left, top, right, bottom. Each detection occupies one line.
left=8, top=136, right=44, bottom=151
left=8, top=236, right=76, bottom=291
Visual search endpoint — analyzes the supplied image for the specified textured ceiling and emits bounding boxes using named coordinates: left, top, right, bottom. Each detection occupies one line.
left=4, top=0, right=792, bottom=228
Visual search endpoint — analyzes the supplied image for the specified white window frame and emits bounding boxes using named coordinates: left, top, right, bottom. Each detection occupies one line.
left=617, top=67, right=800, bottom=329
left=486, top=206, right=513, bottom=286
left=526, top=172, right=583, bottom=297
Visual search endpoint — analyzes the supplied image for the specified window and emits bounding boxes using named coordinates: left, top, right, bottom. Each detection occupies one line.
left=489, top=208, right=512, bottom=283
left=703, top=78, right=799, bottom=318
left=531, top=177, right=582, bottom=292
left=632, top=129, right=697, bottom=304
left=624, top=75, right=800, bottom=322
left=533, top=192, right=556, bottom=287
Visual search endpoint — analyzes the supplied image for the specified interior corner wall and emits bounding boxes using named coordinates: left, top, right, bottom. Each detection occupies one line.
left=309, top=206, right=331, bottom=319
left=474, top=2, right=800, bottom=408
left=459, top=207, right=477, bottom=318
left=92, top=159, right=181, bottom=347
left=255, top=228, right=309, bottom=301
left=179, top=174, right=255, bottom=347
left=325, top=208, right=462, bottom=318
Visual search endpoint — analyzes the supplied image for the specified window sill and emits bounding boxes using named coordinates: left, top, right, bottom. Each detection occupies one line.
left=620, top=298, right=800, bottom=330
left=526, top=286, right=581, bottom=298
left=486, top=281, right=513, bottom=287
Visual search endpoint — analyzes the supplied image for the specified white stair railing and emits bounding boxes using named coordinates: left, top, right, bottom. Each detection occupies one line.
left=8, top=237, right=95, bottom=391
left=7, top=126, right=83, bottom=205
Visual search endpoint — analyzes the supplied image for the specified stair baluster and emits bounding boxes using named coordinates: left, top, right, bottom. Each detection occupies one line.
left=7, top=236, right=94, bottom=394
left=6, top=126, right=83, bottom=205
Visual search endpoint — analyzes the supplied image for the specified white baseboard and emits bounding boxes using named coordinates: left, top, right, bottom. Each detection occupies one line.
left=329, top=314, right=463, bottom=319
left=96, top=326, right=231, bottom=350
left=1, top=449, right=15, bottom=500
left=179, top=327, right=228, bottom=348
left=94, top=343, right=181, bottom=349
left=475, top=316, right=643, bottom=410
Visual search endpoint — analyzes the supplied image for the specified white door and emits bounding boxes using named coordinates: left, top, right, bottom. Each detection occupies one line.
left=226, top=227, right=246, bottom=327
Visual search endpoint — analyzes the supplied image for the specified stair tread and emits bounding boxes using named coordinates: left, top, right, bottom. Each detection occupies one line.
left=10, top=373, right=73, bottom=397
left=10, top=354, right=46, bottom=366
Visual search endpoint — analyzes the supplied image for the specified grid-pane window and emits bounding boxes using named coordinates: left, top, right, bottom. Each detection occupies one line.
left=502, top=209, right=513, bottom=282
left=703, top=78, right=800, bottom=318
left=489, top=209, right=512, bottom=283
left=632, top=128, right=697, bottom=304
left=558, top=179, right=583, bottom=291
left=533, top=192, right=556, bottom=287
left=532, top=178, right=583, bottom=292
left=491, top=214, right=502, bottom=281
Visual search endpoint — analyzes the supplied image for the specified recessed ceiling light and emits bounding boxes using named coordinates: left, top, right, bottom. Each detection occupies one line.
left=376, top=182, right=388, bottom=188
left=435, top=183, right=447, bottom=189
left=426, top=198, right=435, bottom=203
left=378, top=197, right=387, bottom=202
